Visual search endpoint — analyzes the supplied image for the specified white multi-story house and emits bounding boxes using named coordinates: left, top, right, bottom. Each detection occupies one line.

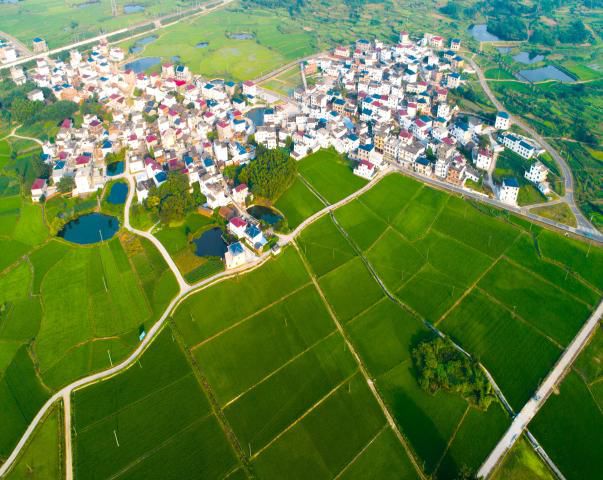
left=475, top=149, right=493, bottom=170
left=495, top=111, right=510, bottom=130
left=498, top=177, right=520, bottom=205
left=354, top=159, right=375, bottom=180
left=525, top=161, right=549, bottom=184
left=498, top=133, right=537, bottom=159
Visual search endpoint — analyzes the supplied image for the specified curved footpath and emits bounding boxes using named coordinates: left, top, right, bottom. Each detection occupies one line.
left=465, top=55, right=597, bottom=235
left=0, top=163, right=387, bottom=479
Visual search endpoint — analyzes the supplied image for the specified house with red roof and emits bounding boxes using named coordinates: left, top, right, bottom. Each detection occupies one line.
left=31, top=178, right=47, bottom=202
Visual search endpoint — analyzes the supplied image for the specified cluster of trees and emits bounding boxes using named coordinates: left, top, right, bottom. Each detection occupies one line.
left=145, top=172, right=204, bottom=224
left=412, top=337, right=496, bottom=410
left=0, top=80, right=78, bottom=126
left=238, top=146, right=297, bottom=201
left=105, top=148, right=126, bottom=166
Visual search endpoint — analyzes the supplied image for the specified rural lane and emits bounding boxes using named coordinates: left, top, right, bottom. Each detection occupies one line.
left=0, top=162, right=387, bottom=479
left=477, top=300, right=603, bottom=479
left=465, top=55, right=597, bottom=234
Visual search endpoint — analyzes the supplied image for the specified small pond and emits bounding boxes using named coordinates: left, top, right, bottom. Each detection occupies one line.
left=106, top=161, right=124, bottom=176
left=107, top=183, right=128, bottom=205
left=248, top=206, right=283, bottom=226
left=246, top=108, right=265, bottom=127
left=125, top=57, right=161, bottom=73
left=193, top=227, right=227, bottom=258
left=129, top=35, right=157, bottom=54
left=516, top=65, right=575, bottom=83
left=497, top=47, right=511, bottom=54
left=58, top=213, right=119, bottom=244
left=195, top=42, right=209, bottom=49
left=171, top=55, right=181, bottom=63
left=228, top=32, right=254, bottom=40
left=513, top=51, right=545, bottom=64
left=468, top=24, right=501, bottom=42
left=124, top=4, right=145, bottom=13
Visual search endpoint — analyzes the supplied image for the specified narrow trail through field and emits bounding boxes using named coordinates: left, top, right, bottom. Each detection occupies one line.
left=293, top=241, right=427, bottom=480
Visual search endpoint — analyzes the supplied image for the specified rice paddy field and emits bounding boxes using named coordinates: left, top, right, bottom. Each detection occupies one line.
left=530, top=326, right=603, bottom=480
left=0, top=0, right=193, bottom=49
left=72, top=327, right=242, bottom=479
left=124, top=6, right=317, bottom=80
left=16, top=169, right=596, bottom=479
left=4, top=404, right=63, bottom=479
left=0, top=139, right=179, bottom=462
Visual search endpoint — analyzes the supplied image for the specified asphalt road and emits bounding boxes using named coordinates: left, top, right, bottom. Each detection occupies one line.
left=465, top=55, right=597, bottom=234
left=477, top=301, right=603, bottom=479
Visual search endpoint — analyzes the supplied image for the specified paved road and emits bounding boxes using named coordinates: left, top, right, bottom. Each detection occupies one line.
left=0, top=0, right=234, bottom=71
left=478, top=301, right=603, bottom=478
left=390, top=163, right=603, bottom=244
left=0, top=161, right=387, bottom=479
left=465, top=55, right=597, bottom=234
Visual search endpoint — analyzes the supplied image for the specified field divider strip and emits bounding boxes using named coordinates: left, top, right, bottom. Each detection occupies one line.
left=221, top=329, right=339, bottom=410
left=189, top=282, right=313, bottom=351
left=476, top=287, right=565, bottom=350
left=293, top=241, right=428, bottom=480
left=333, top=424, right=388, bottom=480
left=107, top=411, right=215, bottom=480
left=170, top=320, right=253, bottom=477
left=433, top=404, right=470, bottom=474
left=75, top=371, right=195, bottom=435
left=249, top=369, right=359, bottom=460
left=502, top=254, right=595, bottom=308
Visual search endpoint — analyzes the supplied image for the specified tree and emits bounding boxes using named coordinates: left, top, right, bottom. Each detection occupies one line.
left=57, top=176, right=75, bottom=193
left=105, top=148, right=126, bottom=166
left=412, top=337, right=496, bottom=410
left=239, top=148, right=296, bottom=201
left=145, top=172, right=196, bottom=224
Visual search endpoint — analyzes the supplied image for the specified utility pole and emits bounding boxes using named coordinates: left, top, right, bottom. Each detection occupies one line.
left=111, top=0, right=118, bottom=17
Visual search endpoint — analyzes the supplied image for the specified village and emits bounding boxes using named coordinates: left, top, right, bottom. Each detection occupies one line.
left=12, top=30, right=553, bottom=270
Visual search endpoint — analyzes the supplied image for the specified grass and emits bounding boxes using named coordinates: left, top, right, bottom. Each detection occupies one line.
left=0, top=0, right=187, bottom=49
left=172, top=246, right=309, bottom=346
left=274, top=176, right=324, bottom=229
left=297, top=215, right=357, bottom=277
left=298, top=149, right=367, bottom=204
left=392, top=186, right=449, bottom=241
left=129, top=7, right=317, bottom=80
left=0, top=346, right=51, bottom=459
left=318, top=256, right=384, bottom=323
left=192, top=285, right=334, bottom=406
left=251, top=373, right=387, bottom=480
left=334, top=199, right=388, bottom=251
left=491, top=436, right=555, bottom=480
left=479, top=258, right=591, bottom=346
left=440, top=290, right=562, bottom=410
left=5, top=405, right=62, bottom=480
left=73, top=327, right=240, bottom=479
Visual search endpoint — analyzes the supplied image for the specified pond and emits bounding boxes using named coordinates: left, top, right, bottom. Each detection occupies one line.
left=171, top=55, right=181, bottom=63
left=106, top=161, right=124, bottom=176
left=247, top=205, right=283, bottom=226
left=129, top=35, right=157, bottom=54
left=195, top=42, right=209, bottom=49
left=125, top=57, right=161, bottom=73
left=513, top=51, right=545, bottom=64
left=228, top=32, right=254, bottom=40
left=246, top=108, right=265, bottom=127
left=124, top=4, right=145, bottom=13
left=107, top=183, right=128, bottom=205
left=193, top=228, right=227, bottom=258
left=516, top=66, right=575, bottom=83
left=497, top=47, right=512, bottom=54
left=468, top=24, right=501, bottom=42
left=58, top=213, right=119, bottom=245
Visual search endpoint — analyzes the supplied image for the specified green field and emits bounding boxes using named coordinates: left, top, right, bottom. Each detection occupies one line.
left=492, top=436, right=554, bottom=480
left=530, top=326, right=603, bottom=480
left=297, top=149, right=368, bottom=205
left=73, top=327, right=242, bottom=479
left=154, top=212, right=224, bottom=282
left=274, top=177, right=324, bottom=230
left=294, top=172, right=601, bottom=477
left=0, top=165, right=178, bottom=460
left=5, top=405, right=63, bottom=480
left=126, top=6, right=317, bottom=80
left=0, top=0, right=192, bottom=49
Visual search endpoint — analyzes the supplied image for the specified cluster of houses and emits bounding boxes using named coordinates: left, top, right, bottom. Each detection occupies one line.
left=19, top=31, right=554, bottom=264
left=1, top=36, right=47, bottom=65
